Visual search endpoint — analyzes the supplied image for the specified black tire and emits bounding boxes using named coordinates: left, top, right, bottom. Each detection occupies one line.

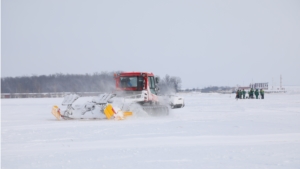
left=171, top=104, right=174, bottom=109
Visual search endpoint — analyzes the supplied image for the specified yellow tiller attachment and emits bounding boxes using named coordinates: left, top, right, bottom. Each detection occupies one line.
left=104, top=104, right=133, bottom=120
left=51, top=105, right=61, bottom=120
left=103, top=104, right=115, bottom=119
left=123, top=111, right=133, bottom=117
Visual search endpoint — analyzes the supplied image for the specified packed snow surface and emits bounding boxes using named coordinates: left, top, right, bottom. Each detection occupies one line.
left=2, top=92, right=300, bottom=169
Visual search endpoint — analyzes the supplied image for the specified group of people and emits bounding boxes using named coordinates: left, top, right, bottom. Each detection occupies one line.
left=236, top=88, right=265, bottom=99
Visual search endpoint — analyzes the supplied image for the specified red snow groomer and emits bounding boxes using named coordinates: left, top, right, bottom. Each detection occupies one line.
left=52, top=72, right=170, bottom=120
left=113, top=72, right=169, bottom=115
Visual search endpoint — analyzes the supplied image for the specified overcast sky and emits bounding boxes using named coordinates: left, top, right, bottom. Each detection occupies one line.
left=2, top=0, right=300, bottom=88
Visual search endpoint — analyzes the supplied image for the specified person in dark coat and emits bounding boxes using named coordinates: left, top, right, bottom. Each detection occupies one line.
left=242, top=89, right=246, bottom=99
left=260, top=89, right=265, bottom=99
left=236, top=90, right=239, bottom=99
left=238, top=90, right=242, bottom=99
left=255, top=89, right=259, bottom=99
left=249, top=88, right=254, bottom=99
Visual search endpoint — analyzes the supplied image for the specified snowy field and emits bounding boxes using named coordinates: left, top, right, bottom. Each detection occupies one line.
left=2, top=90, right=300, bottom=169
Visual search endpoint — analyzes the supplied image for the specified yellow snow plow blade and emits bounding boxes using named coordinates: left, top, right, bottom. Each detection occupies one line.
left=51, top=105, right=61, bottom=120
left=123, top=111, right=133, bottom=117
left=104, top=104, right=115, bottom=119
left=104, top=104, right=133, bottom=119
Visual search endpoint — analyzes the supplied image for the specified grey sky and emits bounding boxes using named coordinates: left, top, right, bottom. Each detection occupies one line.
left=2, top=0, right=300, bottom=88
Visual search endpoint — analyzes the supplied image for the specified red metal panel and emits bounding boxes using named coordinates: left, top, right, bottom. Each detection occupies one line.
left=119, top=72, right=154, bottom=77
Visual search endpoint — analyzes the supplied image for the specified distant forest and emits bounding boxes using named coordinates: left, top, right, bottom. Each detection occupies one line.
left=1, top=72, right=182, bottom=94
left=200, top=86, right=233, bottom=93
left=184, top=86, right=234, bottom=93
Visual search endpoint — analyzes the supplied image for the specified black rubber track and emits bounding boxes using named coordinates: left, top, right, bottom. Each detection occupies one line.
left=142, top=105, right=169, bottom=116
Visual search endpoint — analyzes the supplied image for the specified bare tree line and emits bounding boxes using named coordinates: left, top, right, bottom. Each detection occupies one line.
left=157, top=74, right=182, bottom=94
left=1, top=72, right=116, bottom=93
left=1, top=72, right=182, bottom=94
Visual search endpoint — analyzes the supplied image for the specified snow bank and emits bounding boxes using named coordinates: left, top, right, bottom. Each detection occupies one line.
left=2, top=93, right=300, bottom=169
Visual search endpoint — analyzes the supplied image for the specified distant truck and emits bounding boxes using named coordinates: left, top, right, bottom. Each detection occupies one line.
left=165, top=95, right=185, bottom=109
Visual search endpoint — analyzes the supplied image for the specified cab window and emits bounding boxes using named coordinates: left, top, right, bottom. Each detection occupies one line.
left=148, top=76, right=156, bottom=94
left=120, top=76, right=143, bottom=90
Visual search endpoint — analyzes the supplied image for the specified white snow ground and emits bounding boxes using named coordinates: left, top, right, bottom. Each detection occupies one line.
left=2, top=91, right=300, bottom=169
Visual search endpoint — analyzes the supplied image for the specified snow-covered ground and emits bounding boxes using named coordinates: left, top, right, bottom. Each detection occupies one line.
left=2, top=92, right=300, bottom=169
